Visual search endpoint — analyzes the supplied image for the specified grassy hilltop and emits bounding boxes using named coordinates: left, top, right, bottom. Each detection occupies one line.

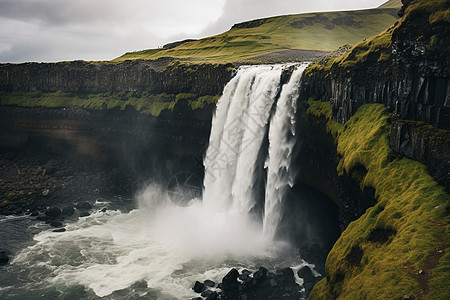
left=115, top=5, right=400, bottom=63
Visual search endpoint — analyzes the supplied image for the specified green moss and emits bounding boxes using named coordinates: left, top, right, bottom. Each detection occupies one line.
left=0, top=91, right=220, bottom=117
left=305, top=0, right=450, bottom=77
left=305, top=101, right=450, bottom=299
left=188, top=95, right=221, bottom=110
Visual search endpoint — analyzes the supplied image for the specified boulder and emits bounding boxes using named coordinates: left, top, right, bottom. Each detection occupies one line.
left=297, top=265, right=315, bottom=283
left=79, top=211, right=90, bottom=217
left=62, top=206, right=75, bottom=216
left=76, top=202, right=92, bottom=210
left=0, top=251, right=10, bottom=265
left=44, top=207, right=61, bottom=218
left=193, top=281, right=204, bottom=293
left=204, top=279, right=215, bottom=288
left=50, top=221, right=63, bottom=228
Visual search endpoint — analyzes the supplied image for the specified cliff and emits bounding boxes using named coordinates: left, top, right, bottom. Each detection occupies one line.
left=0, top=59, right=232, bottom=96
left=301, top=0, right=450, bottom=192
left=299, top=1, right=450, bottom=299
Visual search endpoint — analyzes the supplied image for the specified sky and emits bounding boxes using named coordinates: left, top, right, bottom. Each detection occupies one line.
left=0, top=0, right=390, bottom=63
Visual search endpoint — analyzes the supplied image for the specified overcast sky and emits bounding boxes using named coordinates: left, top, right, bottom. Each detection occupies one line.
left=0, top=0, right=389, bottom=63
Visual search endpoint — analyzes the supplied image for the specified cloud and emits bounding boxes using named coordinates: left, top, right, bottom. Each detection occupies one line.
left=0, top=0, right=387, bottom=62
left=0, top=0, right=225, bottom=62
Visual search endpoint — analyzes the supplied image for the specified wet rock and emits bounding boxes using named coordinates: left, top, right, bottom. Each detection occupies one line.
left=36, top=215, right=51, bottom=222
left=30, top=210, right=39, bottom=216
left=0, top=251, right=10, bottom=265
left=204, top=279, right=215, bottom=288
left=205, top=291, right=218, bottom=300
left=297, top=266, right=315, bottom=283
left=193, top=281, right=205, bottom=293
left=50, top=221, right=63, bottom=227
left=61, top=206, right=75, bottom=216
left=239, top=269, right=252, bottom=281
left=45, top=206, right=61, bottom=218
left=252, top=267, right=268, bottom=285
left=276, top=267, right=296, bottom=285
left=79, top=211, right=90, bottom=217
left=100, top=207, right=107, bottom=213
left=53, top=228, right=66, bottom=233
left=76, top=202, right=92, bottom=210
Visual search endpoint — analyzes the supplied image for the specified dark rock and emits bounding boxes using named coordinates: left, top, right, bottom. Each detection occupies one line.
left=30, top=210, right=39, bottom=216
left=201, top=289, right=218, bottom=299
left=206, top=292, right=218, bottom=300
left=0, top=251, right=10, bottom=265
left=204, top=279, right=215, bottom=288
left=252, top=267, right=268, bottom=285
left=76, top=202, right=92, bottom=210
left=53, top=228, right=66, bottom=233
left=36, top=215, right=51, bottom=222
left=100, top=208, right=107, bottom=213
left=50, top=221, right=63, bottom=227
left=45, top=206, right=61, bottom=218
left=297, top=266, right=315, bottom=283
left=79, top=211, right=90, bottom=217
left=193, top=281, right=204, bottom=293
left=61, top=206, right=75, bottom=216
left=269, top=278, right=278, bottom=287
left=222, top=268, right=239, bottom=289
left=277, top=267, right=296, bottom=285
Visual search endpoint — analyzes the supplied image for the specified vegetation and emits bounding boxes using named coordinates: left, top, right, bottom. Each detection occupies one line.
left=304, top=101, right=449, bottom=299
left=115, top=8, right=399, bottom=63
left=378, top=0, right=402, bottom=9
left=0, top=91, right=219, bottom=117
left=305, top=0, right=450, bottom=76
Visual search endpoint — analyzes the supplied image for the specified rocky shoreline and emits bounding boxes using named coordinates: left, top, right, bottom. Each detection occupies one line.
left=0, top=151, right=133, bottom=216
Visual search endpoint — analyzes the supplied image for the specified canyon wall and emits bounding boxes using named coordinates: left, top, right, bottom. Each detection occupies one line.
left=300, top=0, right=450, bottom=192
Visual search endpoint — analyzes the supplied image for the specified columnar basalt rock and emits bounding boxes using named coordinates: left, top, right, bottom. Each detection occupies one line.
left=0, top=59, right=233, bottom=96
left=300, top=0, right=450, bottom=189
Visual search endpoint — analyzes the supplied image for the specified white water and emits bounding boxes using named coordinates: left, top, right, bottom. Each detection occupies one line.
left=5, top=64, right=309, bottom=299
left=263, top=65, right=307, bottom=240
left=203, top=65, right=284, bottom=214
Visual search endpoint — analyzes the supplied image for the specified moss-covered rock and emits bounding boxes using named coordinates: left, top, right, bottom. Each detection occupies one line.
left=301, top=0, right=450, bottom=128
left=304, top=101, right=449, bottom=300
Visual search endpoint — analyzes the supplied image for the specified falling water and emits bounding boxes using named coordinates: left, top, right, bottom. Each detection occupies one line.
left=204, top=63, right=307, bottom=241
left=263, top=65, right=307, bottom=240
left=0, top=63, right=315, bottom=300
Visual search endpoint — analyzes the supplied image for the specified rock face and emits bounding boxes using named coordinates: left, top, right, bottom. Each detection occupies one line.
left=300, top=1, right=450, bottom=190
left=0, top=59, right=233, bottom=96
left=294, top=103, right=377, bottom=229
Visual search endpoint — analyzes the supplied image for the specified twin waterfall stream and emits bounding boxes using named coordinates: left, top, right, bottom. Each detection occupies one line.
left=204, top=64, right=306, bottom=241
left=0, top=64, right=321, bottom=300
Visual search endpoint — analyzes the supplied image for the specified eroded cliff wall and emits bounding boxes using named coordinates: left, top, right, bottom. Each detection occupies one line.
left=300, top=0, right=450, bottom=191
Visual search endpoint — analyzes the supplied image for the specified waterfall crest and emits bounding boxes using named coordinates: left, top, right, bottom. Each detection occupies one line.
left=203, top=64, right=307, bottom=241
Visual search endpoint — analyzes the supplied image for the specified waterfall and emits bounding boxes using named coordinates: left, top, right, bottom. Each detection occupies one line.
left=203, top=63, right=307, bottom=241
left=263, top=65, right=307, bottom=240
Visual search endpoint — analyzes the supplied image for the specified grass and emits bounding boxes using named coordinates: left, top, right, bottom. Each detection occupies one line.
left=305, top=101, right=450, bottom=299
left=115, top=8, right=399, bottom=63
left=379, top=0, right=402, bottom=9
left=304, top=0, right=450, bottom=76
left=0, top=91, right=220, bottom=117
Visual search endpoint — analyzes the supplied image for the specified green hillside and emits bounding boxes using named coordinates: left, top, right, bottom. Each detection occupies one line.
left=379, top=0, right=403, bottom=8
left=115, top=8, right=399, bottom=63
